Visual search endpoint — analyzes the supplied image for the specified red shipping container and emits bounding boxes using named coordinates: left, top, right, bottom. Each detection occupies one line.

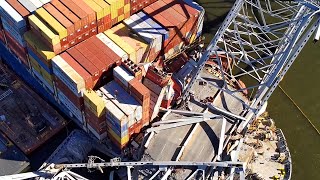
left=0, top=30, right=5, bottom=44
left=75, top=43, right=107, bottom=75
left=60, top=52, right=94, bottom=89
left=70, top=0, right=97, bottom=29
left=55, top=76, right=84, bottom=110
left=118, top=7, right=124, bottom=15
left=131, top=5, right=138, bottom=15
left=103, top=14, right=112, bottom=30
left=89, top=36, right=121, bottom=65
left=97, top=25, right=104, bottom=33
left=67, top=47, right=100, bottom=81
left=6, top=0, right=30, bottom=20
left=128, top=120, right=142, bottom=136
left=44, top=3, right=75, bottom=42
left=59, top=0, right=89, bottom=30
left=145, top=67, right=171, bottom=87
left=89, top=27, right=97, bottom=37
left=51, top=0, right=82, bottom=34
left=131, top=0, right=138, bottom=6
left=85, top=38, right=113, bottom=68
left=4, top=30, right=29, bottom=66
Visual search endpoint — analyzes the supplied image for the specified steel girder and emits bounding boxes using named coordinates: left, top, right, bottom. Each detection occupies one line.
left=183, top=0, right=320, bottom=131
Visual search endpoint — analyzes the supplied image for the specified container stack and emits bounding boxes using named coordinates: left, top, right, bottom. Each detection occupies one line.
left=130, top=0, right=157, bottom=15
left=143, top=0, right=203, bottom=59
left=0, top=0, right=204, bottom=150
left=0, top=0, right=32, bottom=66
left=104, top=23, right=149, bottom=64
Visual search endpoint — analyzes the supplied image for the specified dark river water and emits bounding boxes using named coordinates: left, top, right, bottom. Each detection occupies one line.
left=196, top=0, right=320, bottom=179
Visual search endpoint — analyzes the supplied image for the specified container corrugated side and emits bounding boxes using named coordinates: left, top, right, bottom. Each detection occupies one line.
left=28, top=15, right=60, bottom=46
left=1, top=18, right=26, bottom=47
left=0, top=0, right=27, bottom=29
left=35, top=8, right=68, bottom=41
left=52, top=55, right=85, bottom=95
left=17, top=0, right=37, bottom=13
left=96, top=33, right=128, bottom=61
left=104, top=28, right=136, bottom=62
left=57, top=89, right=83, bottom=123
left=113, top=66, right=134, bottom=89
left=83, top=90, right=106, bottom=117
left=137, top=11, right=169, bottom=41
left=87, top=123, right=108, bottom=140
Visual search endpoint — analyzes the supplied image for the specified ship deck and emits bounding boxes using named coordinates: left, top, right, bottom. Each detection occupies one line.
left=0, top=62, right=67, bottom=154
left=0, top=133, right=29, bottom=175
left=139, top=68, right=249, bottom=178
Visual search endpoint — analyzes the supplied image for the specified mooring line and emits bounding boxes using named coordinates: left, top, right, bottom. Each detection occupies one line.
left=279, top=85, right=320, bottom=135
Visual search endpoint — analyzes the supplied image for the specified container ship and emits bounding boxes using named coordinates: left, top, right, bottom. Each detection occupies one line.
left=0, top=0, right=292, bottom=179
left=0, top=0, right=204, bottom=150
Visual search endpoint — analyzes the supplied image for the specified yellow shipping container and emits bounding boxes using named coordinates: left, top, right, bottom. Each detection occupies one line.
left=108, top=127, right=129, bottom=145
left=29, top=56, right=54, bottom=86
left=35, top=8, right=67, bottom=40
left=24, top=31, right=56, bottom=61
left=29, top=56, right=42, bottom=73
left=124, top=4, right=130, bottom=13
left=104, top=28, right=136, bottom=63
left=92, top=0, right=111, bottom=17
left=84, top=90, right=106, bottom=117
left=28, top=15, right=60, bottom=46
left=83, top=0, right=104, bottom=20
left=114, top=23, right=148, bottom=63
left=105, top=0, right=118, bottom=19
left=117, top=14, right=124, bottom=22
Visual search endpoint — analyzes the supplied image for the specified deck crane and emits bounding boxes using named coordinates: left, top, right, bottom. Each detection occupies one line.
left=1, top=0, right=320, bottom=179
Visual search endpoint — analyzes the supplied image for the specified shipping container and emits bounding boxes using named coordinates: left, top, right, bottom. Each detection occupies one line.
left=83, top=90, right=106, bottom=117
left=101, top=81, right=142, bottom=128
left=87, top=123, right=108, bottom=140
left=43, top=3, right=75, bottom=44
left=57, top=88, right=84, bottom=123
left=60, top=52, right=94, bottom=89
left=52, top=54, right=83, bottom=95
left=105, top=23, right=148, bottom=64
left=113, top=66, right=134, bottom=90
left=95, top=33, right=127, bottom=61
left=50, top=0, right=82, bottom=34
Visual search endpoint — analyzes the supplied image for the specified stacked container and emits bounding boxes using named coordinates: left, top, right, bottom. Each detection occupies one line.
left=0, top=0, right=31, bottom=66
left=130, top=0, right=157, bottom=15
left=142, top=0, right=202, bottom=59
left=104, top=23, right=149, bottom=64
left=0, top=0, right=204, bottom=149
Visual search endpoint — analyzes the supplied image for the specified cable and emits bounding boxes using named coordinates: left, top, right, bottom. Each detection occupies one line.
left=278, top=85, right=320, bottom=135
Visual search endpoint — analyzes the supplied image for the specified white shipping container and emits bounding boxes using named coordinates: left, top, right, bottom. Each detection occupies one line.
left=0, top=0, right=26, bottom=29
left=102, top=93, right=129, bottom=127
left=39, top=0, right=51, bottom=4
left=124, top=17, right=154, bottom=46
left=18, top=0, right=37, bottom=12
left=28, top=0, right=44, bottom=8
left=87, top=124, right=107, bottom=140
left=102, top=81, right=142, bottom=127
left=57, top=89, right=83, bottom=123
left=127, top=14, right=162, bottom=52
left=96, top=33, right=128, bottom=61
left=113, top=66, right=134, bottom=89
left=100, top=81, right=139, bottom=124
left=52, top=55, right=85, bottom=96
left=137, top=11, right=169, bottom=41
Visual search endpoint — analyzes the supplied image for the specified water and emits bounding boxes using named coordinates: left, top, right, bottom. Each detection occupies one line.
left=195, top=0, right=320, bottom=179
